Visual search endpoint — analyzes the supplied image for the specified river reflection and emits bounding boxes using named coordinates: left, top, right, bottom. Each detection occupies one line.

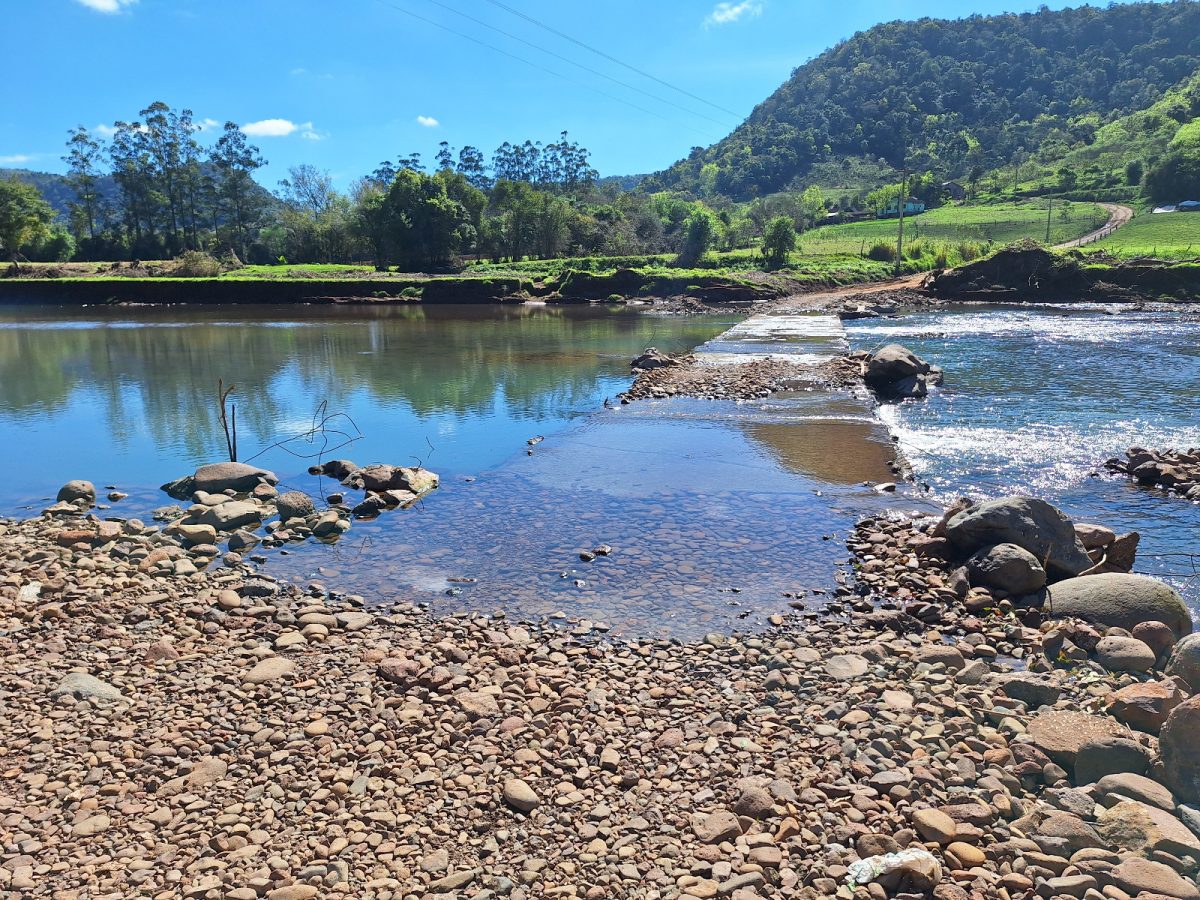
left=0, top=304, right=733, bottom=506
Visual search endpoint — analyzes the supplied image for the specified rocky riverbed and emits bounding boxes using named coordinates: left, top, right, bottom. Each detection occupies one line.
left=5, top=486, right=1200, bottom=900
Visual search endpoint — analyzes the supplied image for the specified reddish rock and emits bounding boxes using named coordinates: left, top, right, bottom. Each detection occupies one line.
left=1107, top=680, right=1187, bottom=733
left=1026, top=709, right=1129, bottom=767
left=1159, top=695, right=1200, bottom=802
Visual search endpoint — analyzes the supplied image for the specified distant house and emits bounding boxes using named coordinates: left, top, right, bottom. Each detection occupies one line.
left=942, top=181, right=967, bottom=200
left=878, top=197, right=927, bottom=219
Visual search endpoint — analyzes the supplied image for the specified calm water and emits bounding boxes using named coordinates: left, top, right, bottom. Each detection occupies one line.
left=846, top=305, right=1200, bottom=604
left=0, top=304, right=728, bottom=507
left=0, top=303, right=902, bottom=636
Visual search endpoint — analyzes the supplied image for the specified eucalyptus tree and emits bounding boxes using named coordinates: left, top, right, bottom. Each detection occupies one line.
left=211, top=122, right=266, bottom=258
left=63, top=126, right=104, bottom=241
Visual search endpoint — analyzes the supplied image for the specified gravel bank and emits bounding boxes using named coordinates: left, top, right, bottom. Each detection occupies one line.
left=3, top=497, right=1200, bottom=900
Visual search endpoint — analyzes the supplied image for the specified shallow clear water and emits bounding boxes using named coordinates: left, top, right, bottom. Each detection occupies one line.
left=0, top=303, right=905, bottom=636
left=846, top=304, right=1200, bottom=605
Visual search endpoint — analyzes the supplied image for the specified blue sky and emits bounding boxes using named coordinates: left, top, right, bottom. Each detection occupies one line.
left=3, top=0, right=1133, bottom=187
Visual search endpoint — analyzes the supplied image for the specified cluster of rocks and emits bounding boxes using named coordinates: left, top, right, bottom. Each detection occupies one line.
left=834, top=290, right=942, bottom=321
left=1105, top=448, right=1200, bottom=502
left=847, top=495, right=1200, bottom=900
left=47, top=461, right=440, bottom=573
left=621, top=356, right=814, bottom=403
left=306, top=459, right=440, bottom=519
left=7, top=484, right=1200, bottom=900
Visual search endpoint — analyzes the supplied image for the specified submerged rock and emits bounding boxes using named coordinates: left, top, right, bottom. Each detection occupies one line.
left=276, top=490, right=315, bottom=522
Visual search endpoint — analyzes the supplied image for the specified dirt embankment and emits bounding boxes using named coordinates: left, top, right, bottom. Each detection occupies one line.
left=928, top=241, right=1200, bottom=302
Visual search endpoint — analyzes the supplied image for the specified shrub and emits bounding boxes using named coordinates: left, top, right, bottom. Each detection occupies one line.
left=400, top=286, right=423, bottom=299
left=866, top=241, right=896, bottom=262
left=171, top=251, right=222, bottom=278
left=956, top=241, right=983, bottom=261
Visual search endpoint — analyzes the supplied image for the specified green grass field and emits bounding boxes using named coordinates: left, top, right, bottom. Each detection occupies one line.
left=1091, top=212, right=1200, bottom=258
left=796, top=201, right=1108, bottom=255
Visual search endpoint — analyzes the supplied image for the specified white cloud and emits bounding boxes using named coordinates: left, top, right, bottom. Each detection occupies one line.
left=240, top=119, right=325, bottom=140
left=290, top=67, right=308, bottom=76
left=74, top=0, right=137, bottom=13
left=704, top=0, right=762, bottom=27
left=0, top=154, right=35, bottom=165
left=416, top=115, right=440, bottom=128
left=241, top=118, right=300, bottom=137
left=195, top=118, right=221, bottom=133
left=94, top=123, right=118, bottom=138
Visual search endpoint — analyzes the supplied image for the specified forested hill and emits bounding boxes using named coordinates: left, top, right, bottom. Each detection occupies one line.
left=0, top=168, right=118, bottom=218
left=646, top=1, right=1200, bottom=199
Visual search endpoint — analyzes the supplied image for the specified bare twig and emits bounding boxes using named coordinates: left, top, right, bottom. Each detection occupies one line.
left=218, top=380, right=238, bottom=462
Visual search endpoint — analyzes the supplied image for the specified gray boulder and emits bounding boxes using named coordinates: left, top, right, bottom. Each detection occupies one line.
left=51, top=672, right=123, bottom=702
left=1095, top=635, right=1157, bottom=673
left=56, top=480, right=96, bottom=505
left=967, top=543, right=1047, bottom=595
left=944, top=497, right=1092, bottom=579
left=1166, top=633, right=1200, bottom=692
left=865, top=344, right=934, bottom=400
left=1047, top=573, right=1192, bottom=638
left=191, top=462, right=277, bottom=495
left=276, top=490, right=315, bottom=522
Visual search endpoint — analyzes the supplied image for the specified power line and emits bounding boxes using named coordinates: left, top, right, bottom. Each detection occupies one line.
left=481, top=0, right=742, bottom=119
left=368, top=0, right=722, bottom=141
left=418, top=0, right=731, bottom=128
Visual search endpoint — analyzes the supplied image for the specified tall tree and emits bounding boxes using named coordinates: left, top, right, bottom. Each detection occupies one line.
left=0, top=178, right=55, bottom=264
left=211, top=122, right=266, bottom=258
left=456, top=146, right=489, bottom=190
left=109, top=119, right=160, bottom=253
left=63, top=126, right=103, bottom=240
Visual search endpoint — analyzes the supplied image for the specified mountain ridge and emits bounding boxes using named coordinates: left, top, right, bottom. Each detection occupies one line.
left=646, top=1, right=1200, bottom=199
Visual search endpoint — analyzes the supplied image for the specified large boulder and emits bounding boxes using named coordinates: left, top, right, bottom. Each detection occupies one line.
left=56, top=480, right=96, bottom=505
left=1166, top=633, right=1200, bottom=692
left=191, top=462, right=278, bottom=495
left=944, top=497, right=1092, bottom=579
left=966, top=543, right=1047, bottom=595
left=1160, top=696, right=1200, bottom=802
left=1046, top=573, right=1192, bottom=639
left=865, top=344, right=934, bottom=400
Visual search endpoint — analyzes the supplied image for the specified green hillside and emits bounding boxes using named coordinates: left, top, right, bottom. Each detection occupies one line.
left=647, top=1, right=1200, bottom=200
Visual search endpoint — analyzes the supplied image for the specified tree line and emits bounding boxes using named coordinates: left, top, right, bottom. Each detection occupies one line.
left=0, top=99, right=848, bottom=270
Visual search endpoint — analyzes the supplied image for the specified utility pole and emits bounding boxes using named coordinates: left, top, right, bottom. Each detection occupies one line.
left=895, top=169, right=909, bottom=276
left=1046, top=198, right=1053, bottom=243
